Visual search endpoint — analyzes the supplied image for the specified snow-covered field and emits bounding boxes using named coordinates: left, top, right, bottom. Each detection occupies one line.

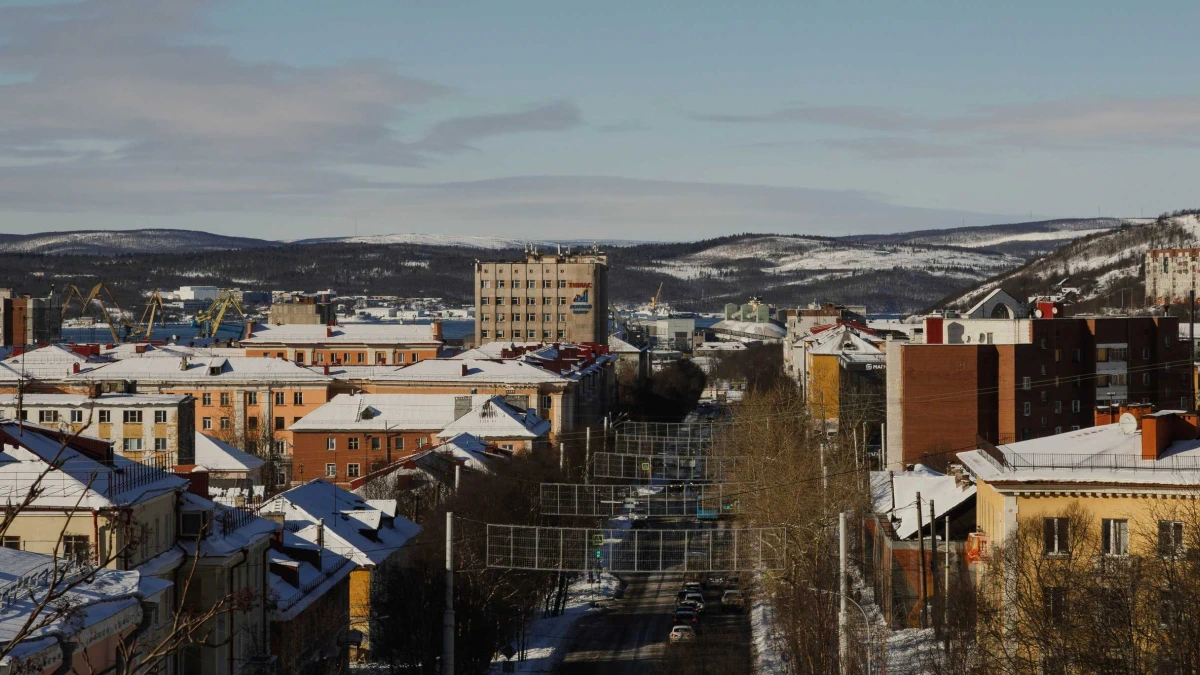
left=0, top=229, right=273, bottom=255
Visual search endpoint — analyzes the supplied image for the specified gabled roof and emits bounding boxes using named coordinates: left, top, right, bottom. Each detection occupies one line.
left=70, top=355, right=332, bottom=384
left=435, top=398, right=550, bottom=440
left=259, top=479, right=420, bottom=567
left=0, top=421, right=187, bottom=508
left=195, top=432, right=265, bottom=473
left=243, top=323, right=441, bottom=345
left=289, top=393, right=498, bottom=432
left=176, top=491, right=279, bottom=557
left=434, top=433, right=513, bottom=473
left=374, top=358, right=567, bottom=385
left=804, top=325, right=884, bottom=357
left=0, top=345, right=104, bottom=381
left=268, top=542, right=354, bottom=622
left=607, top=334, right=646, bottom=354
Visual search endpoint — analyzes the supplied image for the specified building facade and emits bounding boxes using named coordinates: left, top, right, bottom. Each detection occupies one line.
left=1145, top=248, right=1200, bottom=306
left=0, top=289, right=63, bottom=347
left=474, top=250, right=609, bottom=347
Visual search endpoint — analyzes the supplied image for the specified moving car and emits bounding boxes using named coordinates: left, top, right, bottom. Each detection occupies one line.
left=682, top=592, right=706, bottom=613
left=673, top=607, right=698, bottom=625
left=682, top=581, right=702, bottom=593
left=720, top=589, right=745, bottom=612
left=669, top=625, right=696, bottom=643
left=703, top=574, right=726, bottom=590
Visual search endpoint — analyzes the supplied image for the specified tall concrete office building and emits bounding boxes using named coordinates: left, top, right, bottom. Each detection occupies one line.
left=474, top=249, right=608, bottom=346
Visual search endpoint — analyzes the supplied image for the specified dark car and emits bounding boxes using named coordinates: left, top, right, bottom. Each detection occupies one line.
left=673, top=607, right=698, bottom=625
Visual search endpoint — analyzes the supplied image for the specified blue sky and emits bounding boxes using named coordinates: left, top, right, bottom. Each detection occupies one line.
left=1, top=0, right=1198, bottom=239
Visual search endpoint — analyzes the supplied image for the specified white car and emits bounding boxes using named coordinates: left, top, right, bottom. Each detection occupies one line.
left=669, top=625, right=696, bottom=643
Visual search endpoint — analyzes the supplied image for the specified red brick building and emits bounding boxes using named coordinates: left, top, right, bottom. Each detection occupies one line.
left=886, top=315, right=1189, bottom=467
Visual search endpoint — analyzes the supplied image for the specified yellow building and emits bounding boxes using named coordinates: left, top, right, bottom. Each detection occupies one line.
left=797, top=324, right=886, bottom=421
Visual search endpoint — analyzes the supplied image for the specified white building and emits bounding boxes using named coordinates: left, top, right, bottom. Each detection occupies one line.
left=175, top=286, right=221, bottom=302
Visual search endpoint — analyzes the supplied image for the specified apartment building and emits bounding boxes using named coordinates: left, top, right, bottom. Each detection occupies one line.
left=794, top=323, right=886, bottom=421
left=1145, top=247, right=1200, bottom=306
left=886, top=314, right=1189, bottom=467
left=242, top=322, right=443, bottom=365
left=0, top=392, right=195, bottom=461
left=782, top=303, right=866, bottom=379
left=0, top=288, right=63, bottom=347
left=289, top=393, right=549, bottom=486
left=66, top=355, right=333, bottom=454
left=474, top=249, right=609, bottom=346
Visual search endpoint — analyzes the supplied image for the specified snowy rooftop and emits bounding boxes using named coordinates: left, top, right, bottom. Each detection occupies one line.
left=804, top=325, right=884, bottom=357
left=260, top=479, right=420, bottom=567
left=375, top=358, right=568, bottom=384
left=268, top=541, right=354, bottom=622
left=290, top=393, right=549, bottom=439
left=0, top=345, right=104, bottom=381
left=0, top=548, right=171, bottom=666
left=71, top=355, right=332, bottom=384
left=958, top=420, right=1200, bottom=486
left=177, top=491, right=279, bottom=558
left=0, top=393, right=190, bottom=408
left=710, top=320, right=787, bottom=341
left=0, top=421, right=187, bottom=508
left=243, top=323, right=441, bottom=345
left=608, top=334, right=645, bottom=353
left=195, top=432, right=265, bottom=473
left=870, top=466, right=975, bottom=540
left=102, top=343, right=244, bottom=360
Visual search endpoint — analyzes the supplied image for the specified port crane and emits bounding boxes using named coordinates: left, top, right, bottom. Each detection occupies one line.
left=128, top=290, right=166, bottom=342
left=61, top=282, right=128, bottom=343
left=648, top=283, right=664, bottom=312
left=195, top=290, right=246, bottom=339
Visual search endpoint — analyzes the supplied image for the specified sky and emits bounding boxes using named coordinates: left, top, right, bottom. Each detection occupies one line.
left=1, top=0, right=1199, bottom=240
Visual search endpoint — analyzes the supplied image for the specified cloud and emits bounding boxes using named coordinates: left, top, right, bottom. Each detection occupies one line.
left=817, top=137, right=982, bottom=160
left=693, top=105, right=928, bottom=132
left=0, top=0, right=582, bottom=211
left=595, top=120, right=648, bottom=133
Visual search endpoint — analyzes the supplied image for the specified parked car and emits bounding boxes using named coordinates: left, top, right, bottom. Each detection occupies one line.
left=673, top=607, right=698, bottom=625
left=720, top=590, right=745, bottom=612
left=669, top=625, right=696, bottom=644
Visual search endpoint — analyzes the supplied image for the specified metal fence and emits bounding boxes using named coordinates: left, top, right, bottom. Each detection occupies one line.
left=613, top=420, right=727, bottom=456
left=591, top=452, right=740, bottom=482
left=1003, top=451, right=1200, bottom=472
left=486, top=524, right=785, bottom=572
left=540, top=482, right=742, bottom=518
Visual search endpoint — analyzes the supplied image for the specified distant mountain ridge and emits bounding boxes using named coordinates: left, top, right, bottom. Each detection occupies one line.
left=0, top=229, right=278, bottom=255
left=841, top=217, right=1143, bottom=260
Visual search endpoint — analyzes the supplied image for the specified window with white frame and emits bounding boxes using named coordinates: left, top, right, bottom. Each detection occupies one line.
left=1044, top=517, right=1070, bottom=555
left=1023, top=401, right=1031, bottom=417
left=1071, top=400, right=1081, bottom=413
left=123, top=410, right=142, bottom=423
left=327, top=437, right=336, bottom=450
left=347, top=463, right=360, bottom=478
left=154, top=410, right=167, bottom=423
left=1159, top=520, right=1185, bottom=557
left=1022, top=376, right=1031, bottom=390
left=348, top=437, right=360, bottom=450
left=1102, top=518, right=1129, bottom=556
left=70, top=410, right=84, bottom=423
left=123, top=438, right=143, bottom=452
left=202, top=417, right=212, bottom=430
left=325, top=463, right=337, bottom=477
left=99, top=410, right=111, bottom=423
left=38, top=410, right=59, bottom=424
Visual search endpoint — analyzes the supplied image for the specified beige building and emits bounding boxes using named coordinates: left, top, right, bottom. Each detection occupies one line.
left=474, top=250, right=608, bottom=347
left=1145, top=247, right=1200, bottom=306
left=0, top=392, right=195, bottom=462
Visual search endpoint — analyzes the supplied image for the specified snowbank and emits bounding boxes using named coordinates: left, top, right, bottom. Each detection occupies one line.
left=750, top=592, right=791, bottom=674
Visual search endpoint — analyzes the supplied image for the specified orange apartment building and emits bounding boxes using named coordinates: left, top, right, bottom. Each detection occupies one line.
left=886, top=314, right=1189, bottom=468
left=241, top=322, right=443, bottom=366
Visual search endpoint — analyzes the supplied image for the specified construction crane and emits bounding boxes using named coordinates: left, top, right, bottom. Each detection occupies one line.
left=128, top=290, right=166, bottom=342
left=61, top=282, right=128, bottom=343
left=195, top=290, right=246, bottom=339
left=648, top=282, right=664, bottom=312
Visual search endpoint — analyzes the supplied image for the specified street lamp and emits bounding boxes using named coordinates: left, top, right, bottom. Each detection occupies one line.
left=807, top=586, right=876, bottom=675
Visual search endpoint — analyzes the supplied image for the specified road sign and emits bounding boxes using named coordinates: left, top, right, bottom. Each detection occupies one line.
left=641, top=462, right=650, bottom=471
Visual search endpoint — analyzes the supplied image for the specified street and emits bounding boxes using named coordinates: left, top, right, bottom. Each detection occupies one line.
left=557, top=570, right=752, bottom=674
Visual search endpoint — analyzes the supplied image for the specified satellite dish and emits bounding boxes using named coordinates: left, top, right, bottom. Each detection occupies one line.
left=1119, top=413, right=1138, bottom=435
left=1034, top=309, right=1044, bottom=318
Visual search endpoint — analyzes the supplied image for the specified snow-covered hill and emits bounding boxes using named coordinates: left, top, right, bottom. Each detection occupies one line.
left=292, top=233, right=532, bottom=249
left=845, top=218, right=1141, bottom=260
left=0, top=229, right=276, bottom=255
left=941, top=215, right=1200, bottom=311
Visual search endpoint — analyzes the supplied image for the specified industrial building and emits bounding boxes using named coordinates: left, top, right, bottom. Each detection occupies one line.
left=474, top=249, right=609, bottom=346
left=0, top=288, right=62, bottom=346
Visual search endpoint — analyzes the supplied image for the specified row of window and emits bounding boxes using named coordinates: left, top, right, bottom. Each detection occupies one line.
left=325, top=436, right=424, bottom=451
left=1, top=534, right=91, bottom=562
left=481, top=313, right=570, bottom=323
left=207, top=415, right=295, bottom=431
left=300, top=352, right=420, bottom=365
left=1020, top=371, right=1168, bottom=391
left=1044, top=517, right=1184, bottom=558
left=1022, top=400, right=1083, bottom=416
left=481, top=296, right=570, bottom=306
left=481, top=279, right=570, bottom=289
left=328, top=463, right=362, bottom=478
left=481, top=329, right=566, bottom=340
left=31, top=409, right=167, bottom=424
left=203, top=391, right=304, bottom=407
left=122, top=438, right=170, bottom=452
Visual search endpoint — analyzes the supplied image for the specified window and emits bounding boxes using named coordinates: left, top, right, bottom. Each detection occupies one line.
left=497, top=279, right=506, bottom=288
left=557, top=330, right=566, bottom=339
left=123, top=410, right=142, bottom=423
left=274, top=417, right=284, bottom=430
left=348, top=437, right=360, bottom=450
left=527, top=329, right=537, bottom=338
left=482, top=314, right=491, bottom=322
left=70, top=410, right=83, bottom=423
left=1, top=536, right=19, bottom=550
left=1054, top=348, right=1061, bottom=362
left=273, top=440, right=287, bottom=453
left=1097, top=374, right=1110, bottom=387
left=247, top=392, right=258, bottom=406
left=481, top=297, right=491, bottom=306
left=527, top=313, right=536, bottom=321
left=317, top=352, right=325, bottom=363
left=327, top=437, right=337, bottom=450
left=527, top=297, right=536, bottom=306
left=1071, top=425, right=1081, bottom=431
left=99, top=410, right=111, bottom=423
left=217, top=392, right=229, bottom=407
left=247, top=416, right=258, bottom=430
left=154, top=438, right=168, bottom=451
left=1054, top=401, right=1062, bottom=414
left=347, top=463, right=360, bottom=478
left=220, top=417, right=230, bottom=430
left=202, top=417, right=212, bottom=430
left=1102, top=518, right=1129, bottom=556
left=62, top=535, right=89, bottom=564
left=1160, top=520, right=1185, bottom=557
left=370, top=437, right=381, bottom=451
left=202, top=393, right=212, bottom=406
left=543, top=280, right=552, bottom=288
left=275, top=391, right=285, bottom=406
left=481, top=279, right=491, bottom=288
left=481, top=329, right=491, bottom=338
left=1073, top=348, right=1081, bottom=363
left=541, top=395, right=553, bottom=410
left=1044, top=518, right=1070, bottom=555
left=559, top=313, right=567, bottom=321
left=1023, top=401, right=1031, bottom=417
left=544, top=313, right=552, bottom=322
left=393, top=437, right=404, bottom=450
left=543, top=296, right=552, bottom=305
left=496, top=330, right=506, bottom=338
left=293, top=391, right=303, bottom=405
left=38, top=410, right=59, bottom=424
left=123, top=438, right=143, bottom=452
left=1143, top=347, right=1151, bottom=360
left=511, top=296, right=520, bottom=306
left=154, top=410, right=167, bottom=424
left=558, top=280, right=566, bottom=288
left=417, top=437, right=428, bottom=448
left=410, top=353, right=419, bottom=363
left=1043, top=586, right=1067, bottom=626
left=512, top=313, right=520, bottom=322
left=1071, top=400, right=1080, bottom=413
left=1054, top=426, right=1062, bottom=434
left=1167, top=335, right=1174, bottom=347
left=325, top=463, right=336, bottom=477
left=543, top=330, right=552, bottom=339
left=1040, top=338, right=1047, bottom=349
left=498, top=313, right=506, bottom=322
left=558, top=297, right=567, bottom=305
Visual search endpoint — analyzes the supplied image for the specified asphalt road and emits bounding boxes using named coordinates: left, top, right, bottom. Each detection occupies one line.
left=557, top=566, right=752, bottom=674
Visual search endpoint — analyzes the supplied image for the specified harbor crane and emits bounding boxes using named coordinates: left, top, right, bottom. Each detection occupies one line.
left=195, top=290, right=246, bottom=339
left=129, top=290, right=166, bottom=342
left=61, top=282, right=128, bottom=343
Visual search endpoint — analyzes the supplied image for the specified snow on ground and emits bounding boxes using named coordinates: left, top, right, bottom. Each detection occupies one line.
left=886, top=628, right=940, bottom=674
left=938, top=228, right=1112, bottom=249
left=750, top=591, right=791, bottom=675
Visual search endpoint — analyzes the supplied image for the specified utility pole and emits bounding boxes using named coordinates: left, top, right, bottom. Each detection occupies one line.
left=916, top=492, right=927, bottom=629
left=944, top=514, right=951, bottom=654
left=1191, top=289, right=1196, bottom=413
left=454, top=464, right=461, bottom=493
left=444, top=512, right=454, bottom=675
left=929, top=499, right=939, bottom=641
left=838, top=511, right=849, bottom=675
left=585, top=426, right=591, bottom=485
left=559, top=442, right=564, bottom=471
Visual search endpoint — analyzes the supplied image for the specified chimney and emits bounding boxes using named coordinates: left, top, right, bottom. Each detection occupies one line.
left=316, top=518, right=325, bottom=549
left=461, top=363, right=469, bottom=377
left=432, top=321, right=443, bottom=340
left=179, top=356, right=189, bottom=371
left=1141, top=411, right=1200, bottom=460
left=72, top=362, right=80, bottom=374
left=326, top=325, right=333, bottom=338
left=323, top=364, right=330, bottom=376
